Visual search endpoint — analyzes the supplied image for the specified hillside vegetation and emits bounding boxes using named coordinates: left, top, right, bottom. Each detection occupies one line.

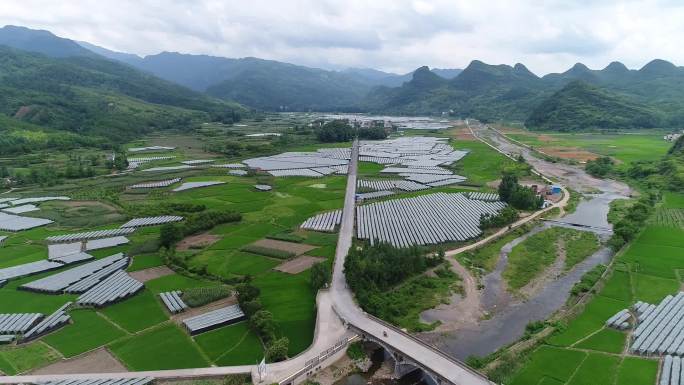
left=0, top=45, right=245, bottom=142
left=364, top=59, right=684, bottom=131
left=525, top=81, right=662, bottom=131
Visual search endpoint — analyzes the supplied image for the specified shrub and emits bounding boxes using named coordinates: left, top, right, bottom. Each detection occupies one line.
left=585, top=156, right=614, bottom=178
left=570, top=264, right=607, bottom=297
left=346, top=341, right=366, bottom=360
left=310, top=262, right=331, bottom=291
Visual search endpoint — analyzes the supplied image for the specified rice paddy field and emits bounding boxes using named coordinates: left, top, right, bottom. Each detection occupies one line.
left=508, top=197, right=684, bottom=385
left=0, top=167, right=345, bottom=371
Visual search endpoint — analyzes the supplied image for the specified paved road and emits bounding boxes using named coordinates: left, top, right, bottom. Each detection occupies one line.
left=329, top=139, right=493, bottom=385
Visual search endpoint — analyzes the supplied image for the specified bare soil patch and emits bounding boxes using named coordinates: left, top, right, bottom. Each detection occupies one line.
left=275, top=255, right=325, bottom=274
left=176, top=232, right=221, bottom=251
left=540, top=146, right=598, bottom=162
left=451, top=127, right=476, bottom=140
left=129, top=266, right=174, bottom=282
left=29, top=348, right=126, bottom=375
left=420, top=257, right=483, bottom=333
left=172, top=296, right=237, bottom=322
left=250, top=239, right=317, bottom=255
left=14, top=106, right=32, bottom=119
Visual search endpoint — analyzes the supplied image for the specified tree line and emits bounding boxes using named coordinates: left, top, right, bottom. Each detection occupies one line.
left=498, top=173, right=544, bottom=210
left=344, top=242, right=444, bottom=321
left=316, top=120, right=388, bottom=143
left=236, top=283, right=289, bottom=362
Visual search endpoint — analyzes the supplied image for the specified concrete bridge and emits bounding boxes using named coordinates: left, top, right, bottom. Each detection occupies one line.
left=325, top=138, right=493, bottom=385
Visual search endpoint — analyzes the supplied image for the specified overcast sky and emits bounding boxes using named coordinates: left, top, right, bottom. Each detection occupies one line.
left=1, top=0, right=683, bottom=75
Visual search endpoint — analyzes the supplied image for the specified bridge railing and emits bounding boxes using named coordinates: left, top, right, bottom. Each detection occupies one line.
left=338, top=306, right=490, bottom=383
left=277, top=335, right=359, bottom=385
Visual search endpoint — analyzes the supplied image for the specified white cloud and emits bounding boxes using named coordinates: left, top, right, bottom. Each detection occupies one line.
left=0, top=0, right=683, bottom=74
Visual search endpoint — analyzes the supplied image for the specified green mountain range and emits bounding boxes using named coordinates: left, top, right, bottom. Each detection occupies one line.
left=1, top=24, right=684, bottom=134
left=78, top=42, right=461, bottom=111
left=364, top=58, right=684, bottom=130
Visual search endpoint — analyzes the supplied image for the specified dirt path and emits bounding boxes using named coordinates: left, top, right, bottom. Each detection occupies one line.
left=250, top=239, right=317, bottom=255
left=275, top=255, right=325, bottom=274
left=129, top=266, right=174, bottom=282
left=176, top=232, right=221, bottom=251
left=421, top=257, right=483, bottom=333
left=29, top=348, right=126, bottom=375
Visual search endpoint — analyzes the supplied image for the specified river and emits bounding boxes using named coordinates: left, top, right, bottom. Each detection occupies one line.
left=425, top=124, right=632, bottom=359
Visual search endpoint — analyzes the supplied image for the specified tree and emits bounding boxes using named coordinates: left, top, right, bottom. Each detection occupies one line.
left=480, top=206, right=519, bottom=229
left=265, top=337, right=289, bottom=362
left=112, top=152, right=128, bottom=171
left=498, top=173, right=518, bottom=202
left=316, top=120, right=354, bottom=143
left=310, top=262, right=331, bottom=291
left=241, top=299, right=263, bottom=317
left=358, top=127, right=388, bottom=140
left=497, top=172, right=543, bottom=210
left=159, top=223, right=182, bottom=248
left=236, top=283, right=261, bottom=304
left=585, top=157, right=614, bottom=178
left=249, top=310, right=276, bottom=343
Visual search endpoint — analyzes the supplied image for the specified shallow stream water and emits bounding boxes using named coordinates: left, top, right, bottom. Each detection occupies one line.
left=438, top=193, right=620, bottom=359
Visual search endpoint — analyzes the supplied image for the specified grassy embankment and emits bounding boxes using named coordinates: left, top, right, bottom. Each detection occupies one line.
left=504, top=194, right=684, bottom=385
left=504, top=227, right=601, bottom=292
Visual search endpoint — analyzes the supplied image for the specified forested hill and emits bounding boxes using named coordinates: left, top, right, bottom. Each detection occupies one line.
left=3, top=25, right=684, bottom=131
left=0, top=45, right=245, bottom=141
left=525, top=81, right=662, bottom=131
left=78, top=41, right=462, bottom=111
left=363, top=61, right=548, bottom=121
left=363, top=58, right=684, bottom=130
left=0, top=25, right=94, bottom=58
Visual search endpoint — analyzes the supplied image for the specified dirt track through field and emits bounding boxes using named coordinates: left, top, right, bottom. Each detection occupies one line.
left=176, top=232, right=221, bottom=251
left=29, top=348, right=126, bottom=375
left=129, top=266, right=174, bottom=282
left=251, top=239, right=317, bottom=255
left=275, top=255, right=325, bottom=274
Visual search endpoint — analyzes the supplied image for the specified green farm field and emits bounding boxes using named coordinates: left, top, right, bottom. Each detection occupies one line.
left=499, top=126, right=670, bottom=164
left=0, top=121, right=536, bottom=374
left=509, top=199, right=684, bottom=385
